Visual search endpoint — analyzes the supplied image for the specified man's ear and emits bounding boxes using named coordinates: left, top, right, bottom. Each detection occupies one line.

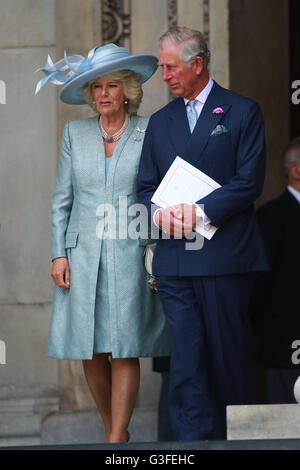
left=193, top=56, right=204, bottom=75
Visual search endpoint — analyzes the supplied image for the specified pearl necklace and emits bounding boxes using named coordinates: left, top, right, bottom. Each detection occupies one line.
left=99, top=114, right=130, bottom=143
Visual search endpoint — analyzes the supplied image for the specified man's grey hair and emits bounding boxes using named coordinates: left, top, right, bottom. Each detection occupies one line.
left=283, top=137, right=300, bottom=178
left=159, top=26, right=211, bottom=67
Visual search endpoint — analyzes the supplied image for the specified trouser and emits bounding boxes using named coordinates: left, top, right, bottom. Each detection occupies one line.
left=158, top=371, right=177, bottom=441
left=156, top=274, right=254, bottom=441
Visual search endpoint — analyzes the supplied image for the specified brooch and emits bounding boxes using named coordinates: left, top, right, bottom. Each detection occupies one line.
left=132, top=127, right=146, bottom=142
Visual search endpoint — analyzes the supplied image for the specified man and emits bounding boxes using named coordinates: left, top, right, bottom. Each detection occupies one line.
left=137, top=27, right=268, bottom=440
left=249, top=138, right=300, bottom=404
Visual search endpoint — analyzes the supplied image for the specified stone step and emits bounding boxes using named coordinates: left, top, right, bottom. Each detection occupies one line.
left=0, top=396, right=59, bottom=440
left=41, top=408, right=158, bottom=445
left=2, top=439, right=300, bottom=450
left=227, top=404, right=300, bottom=440
left=0, top=436, right=41, bottom=447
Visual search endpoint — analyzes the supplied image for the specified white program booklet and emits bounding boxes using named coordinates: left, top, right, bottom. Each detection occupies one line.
left=151, top=156, right=221, bottom=240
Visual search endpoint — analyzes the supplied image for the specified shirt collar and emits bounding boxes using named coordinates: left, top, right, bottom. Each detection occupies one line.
left=287, top=185, right=300, bottom=204
left=184, top=76, right=214, bottom=106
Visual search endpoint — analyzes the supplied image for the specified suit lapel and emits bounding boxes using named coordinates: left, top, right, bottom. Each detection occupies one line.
left=167, top=98, right=191, bottom=157
left=283, top=189, right=300, bottom=214
left=186, top=82, right=232, bottom=166
left=167, top=82, right=232, bottom=167
left=88, top=116, right=106, bottom=189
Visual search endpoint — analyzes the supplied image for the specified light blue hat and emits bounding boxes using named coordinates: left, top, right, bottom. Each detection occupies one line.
left=35, top=43, right=158, bottom=105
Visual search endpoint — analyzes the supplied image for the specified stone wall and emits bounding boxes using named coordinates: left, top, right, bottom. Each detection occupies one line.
left=0, top=0, right=59, bottom=446
left=0, top=0, right=293, bottom=446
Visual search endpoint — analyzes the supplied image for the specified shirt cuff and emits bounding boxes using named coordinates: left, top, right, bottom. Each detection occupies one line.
left=195, top=204, right=211, bottom=226
left=153, top=208, right=162, bottom=229
left=154, top=205, right=211, bottom=230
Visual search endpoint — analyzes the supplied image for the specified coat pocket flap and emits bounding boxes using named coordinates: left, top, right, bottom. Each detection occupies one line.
left=65, top=232, right=79, bottom=248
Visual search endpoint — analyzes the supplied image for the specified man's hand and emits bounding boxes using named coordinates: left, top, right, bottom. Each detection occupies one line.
left=155, top=203, right=200, bottom=237
left=51, top=257, right=71, bottom=289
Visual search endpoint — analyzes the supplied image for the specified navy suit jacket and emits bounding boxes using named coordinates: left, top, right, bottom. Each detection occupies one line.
left=137, top=81, right=269, bottom=276
left=249, top=190, right=300, bottom=368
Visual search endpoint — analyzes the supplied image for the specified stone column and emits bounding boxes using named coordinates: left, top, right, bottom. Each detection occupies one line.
left=0, top=0, right=59, bottom=446
left=131, top=0, right=169, bottom=115
left=209, top=0, right=230, bottom=88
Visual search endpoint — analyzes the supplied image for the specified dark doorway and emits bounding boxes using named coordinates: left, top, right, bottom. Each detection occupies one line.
left=290, top=0, right=300, bottom=138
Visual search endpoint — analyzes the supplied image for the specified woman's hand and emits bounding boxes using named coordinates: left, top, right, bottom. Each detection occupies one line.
left=51, top=257, right=71, bottom=289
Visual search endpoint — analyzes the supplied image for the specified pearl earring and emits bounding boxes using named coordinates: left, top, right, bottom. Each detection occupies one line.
left=124, top=99, right=129, bottom=104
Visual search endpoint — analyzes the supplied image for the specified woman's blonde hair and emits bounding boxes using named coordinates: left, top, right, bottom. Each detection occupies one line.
left=84, top=70, right=143, bottom=116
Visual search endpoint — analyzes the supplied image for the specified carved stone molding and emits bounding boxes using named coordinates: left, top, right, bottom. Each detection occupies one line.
left=167, top=0, right=178, bottom=101
left=203, top=0, right=210, bottom=45
left=102, top=0, right=131, bottom=48
left=168, top=0, right=178, bottom=29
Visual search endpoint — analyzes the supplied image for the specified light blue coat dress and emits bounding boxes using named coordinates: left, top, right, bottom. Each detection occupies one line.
left=48, top=115, right=170, bottom=359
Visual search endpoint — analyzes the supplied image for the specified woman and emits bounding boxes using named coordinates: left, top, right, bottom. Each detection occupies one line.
left=36, top=44, right=169, bottom=443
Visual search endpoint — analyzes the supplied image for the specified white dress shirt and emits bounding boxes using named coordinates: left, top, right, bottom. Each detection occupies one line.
left=184, top=76, right=214, bottom=119
left=184, top=76, right=214, bottom=225
left=287, top=185, right=300, bottom=204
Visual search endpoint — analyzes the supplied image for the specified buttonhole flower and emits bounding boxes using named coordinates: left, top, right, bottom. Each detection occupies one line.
left=212, top=107, right=224, bottom=114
